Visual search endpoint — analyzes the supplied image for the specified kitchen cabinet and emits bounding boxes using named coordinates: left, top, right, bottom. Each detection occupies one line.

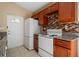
left=53, top=38, right=77, bottom=57
left=34, top=34, right=38, bottom=52
left=43, top=7, right=51, bottom=15
left=54, top=38, right=71, bottom=49
left=50, top=3, right=59, bottom=13
left=54, top=45, right=70, bottom=57
left=59, top=2, right=76, bottom=23
left=32, top=2, right=77, bottom=26
left=38, top=11, right=48, bottom=26
left=38, top=11, right=44, bottom=25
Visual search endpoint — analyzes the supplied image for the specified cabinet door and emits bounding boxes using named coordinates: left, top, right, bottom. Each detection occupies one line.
left=54, top=46, right=70, bottom=57
left=50, top=3, right=59, bottom=13
left=34, top=35, right=38, bottom=52
left=39, top=11, right=44, bottom=25
left=54, top=38, right=71, bottom=49
left=59, top=2, right=76, bottom=23
left=39, top=11, right=48, bottom=26
left=43, top=7, right=51, bottom=15
left=34, top=39, right=38, bottom=52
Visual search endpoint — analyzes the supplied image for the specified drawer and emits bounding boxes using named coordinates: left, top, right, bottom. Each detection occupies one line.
left=54, top=38, right=71, bottom=49
left=53, top=45, right=70, bottom=57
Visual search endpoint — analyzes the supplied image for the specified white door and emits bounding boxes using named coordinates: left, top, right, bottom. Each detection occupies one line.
left=7, top=15, right=24, bottom=49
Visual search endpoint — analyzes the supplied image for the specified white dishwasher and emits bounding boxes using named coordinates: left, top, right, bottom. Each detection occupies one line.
left=38, top=35, right=53, bottom=57
left=38, top=29, right=62, bottom=57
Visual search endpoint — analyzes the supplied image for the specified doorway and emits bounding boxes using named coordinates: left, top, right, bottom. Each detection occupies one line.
left=7, top=15, right=24, bottom=49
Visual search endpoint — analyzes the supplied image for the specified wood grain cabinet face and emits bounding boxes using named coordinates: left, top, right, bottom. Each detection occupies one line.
left=39, top=11, right=48, bottom=26
left=54, top=38, right=71, bottom=49
left=38, top=12, right=44, bottom=25
left=32, top=2, right=77, bottom=25
left=34, top=34, right=38, bottom=52
left=53, top=38, right=77, bottom=57
left=43, top=7, right=51, bottom=15
left=50, top=3, right=59, bottom=13
left=59, top=2, right=76, bottom=23
left=54, top=46, right=70, bottom=57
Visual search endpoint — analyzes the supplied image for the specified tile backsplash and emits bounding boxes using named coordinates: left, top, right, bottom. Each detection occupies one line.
left=40, top=11, right=79, bottom=33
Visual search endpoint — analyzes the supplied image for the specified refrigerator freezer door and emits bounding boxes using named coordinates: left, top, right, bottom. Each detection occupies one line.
left=24, top=35, right=34, bottom=50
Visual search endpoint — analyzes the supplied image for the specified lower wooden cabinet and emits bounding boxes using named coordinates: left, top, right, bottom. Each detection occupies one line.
left=53, top=38, right=77, bottom=57
left=54, top=46, right=70, bottom=57
left=34, top=34, right=38, bottom=52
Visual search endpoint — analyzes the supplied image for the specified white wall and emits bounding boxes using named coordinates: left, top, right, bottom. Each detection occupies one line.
left=0, top=2, right=32, bottom=32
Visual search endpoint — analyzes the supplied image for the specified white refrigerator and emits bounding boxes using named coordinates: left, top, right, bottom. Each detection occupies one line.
left=24, top=18, right=40, bottom=50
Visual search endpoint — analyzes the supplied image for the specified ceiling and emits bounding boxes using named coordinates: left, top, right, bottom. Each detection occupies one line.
left=15, top=2, right=50, bottom=12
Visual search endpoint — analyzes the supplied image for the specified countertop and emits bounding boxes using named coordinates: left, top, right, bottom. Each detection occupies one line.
left=54, top=32, right=79, bottom=41
left=57, top=32, right=79, bottom=41
left=39, top=32, right=79, bottom=41
left=54, top=35, right=78, bottom=41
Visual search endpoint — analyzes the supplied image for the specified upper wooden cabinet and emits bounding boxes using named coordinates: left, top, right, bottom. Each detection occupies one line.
left=38, top=11, right=44, bottom=25
left=38, top=11, right=48, bottom=26
left=59, top=2, right=77, bottom=23
left=43, top=7, right=51, bottom=15
left=50, top=3, right=59, bottom=13
left=54, top=45, right=70, bottom=57
left=32, top=2, right=77, bottom=25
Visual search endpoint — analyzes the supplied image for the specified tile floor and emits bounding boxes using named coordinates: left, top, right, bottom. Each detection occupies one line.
left=6, top=46, right=39, bottom=57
